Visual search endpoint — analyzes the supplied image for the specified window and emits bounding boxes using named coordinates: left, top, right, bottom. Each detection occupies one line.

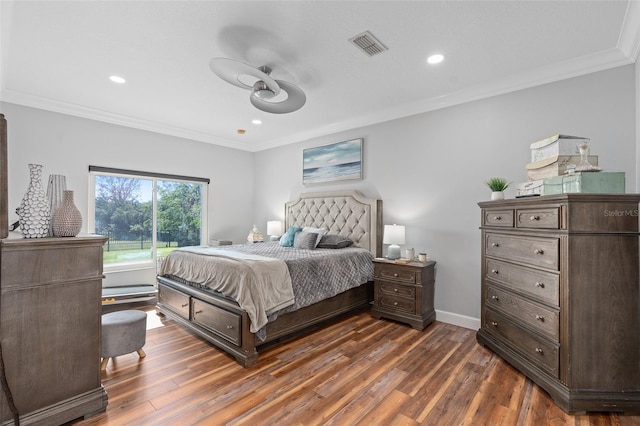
left=88, top=167, right=209, bottom=271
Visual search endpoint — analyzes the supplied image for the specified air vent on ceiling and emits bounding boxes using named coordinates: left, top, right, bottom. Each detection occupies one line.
left=349, top=31, right=388, bottom=57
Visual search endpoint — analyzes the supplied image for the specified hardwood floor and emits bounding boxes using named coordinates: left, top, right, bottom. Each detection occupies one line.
left=72, top=306, right=640, bottom=426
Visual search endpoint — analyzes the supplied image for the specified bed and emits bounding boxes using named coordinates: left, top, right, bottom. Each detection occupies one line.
left=155, top=190, right=382, bottom=367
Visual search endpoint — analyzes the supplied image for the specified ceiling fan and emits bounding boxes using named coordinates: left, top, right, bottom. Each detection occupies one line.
left=209, top=58, right=306, bottom=114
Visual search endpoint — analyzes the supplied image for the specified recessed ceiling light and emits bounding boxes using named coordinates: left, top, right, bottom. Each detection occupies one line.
left=109, top=75, right=126, bottom=84
left=427, top=54, right=444, bottom=65
left=237, top=129, right=246, bottom=135
left=252, top=119, right=262, bottom=125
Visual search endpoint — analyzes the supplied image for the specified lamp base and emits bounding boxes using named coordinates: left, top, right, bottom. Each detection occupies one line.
left=387, top=244, right=401, bottom=260
left=269, top=235, right=280, bottom=241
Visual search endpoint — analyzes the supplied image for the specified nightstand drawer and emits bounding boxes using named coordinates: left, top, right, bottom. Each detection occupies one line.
left=485, top=258, right=559, bottom=307
left=158, top=283, right=190, bottom=319
left=516, top=208, right=560, bottom=229
left=378, top=281, right=415, bottom=299
left=377, top=295, right=415, bottom=314
left=484, top=308, right=559, bottom=378
left=375, top=265, right=416, bottom=284
left=485, top=233, right=559, bottom=271
left=483, top=209, right=514, bottom=227
left=486, top=285, right=559, bottom=341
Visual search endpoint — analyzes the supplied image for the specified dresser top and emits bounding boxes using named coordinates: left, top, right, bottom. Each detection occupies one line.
left=478, top=193, right=640, bottom=208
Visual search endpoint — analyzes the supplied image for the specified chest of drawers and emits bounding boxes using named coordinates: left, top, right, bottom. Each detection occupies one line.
left=478, top=194, right=640, bottom=413
left=371, top=259, right=436, bottom=330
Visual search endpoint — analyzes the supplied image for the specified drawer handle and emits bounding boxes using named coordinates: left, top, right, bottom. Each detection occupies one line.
left=491, top=242, right=499, bottom=247
left=535, top=315, right=545, bottom=322
left=195, top=310, right=203, bottom=314
left=493, top=216, right=502, bottom=221
left=491, top=269, right=499, bottom=274
left=226, top=325, right=233, bottom=329
left=490, top=321, right=498, bottom=327
left=393, top=302, right=398, bottom=306
left=535, top=348, right=544, bottom=355
left=491, top=295, right=499, bottom=301
left=530, top=215, right=540, bottom=221
left=534, top=248, right=544, bottom=255
left=181, top=303, right=189, bottom=308
left=534, top=282, right=545, bottom=288
left=393, top=288, right=399, bottom=292
left=393, top=273, right=399, bottom=277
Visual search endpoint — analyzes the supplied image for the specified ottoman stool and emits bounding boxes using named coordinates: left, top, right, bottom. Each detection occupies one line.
left=101, top=310, right=147, bottom=370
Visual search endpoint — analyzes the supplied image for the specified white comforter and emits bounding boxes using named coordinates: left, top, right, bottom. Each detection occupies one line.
left=159, top=247, right=294, bottom=333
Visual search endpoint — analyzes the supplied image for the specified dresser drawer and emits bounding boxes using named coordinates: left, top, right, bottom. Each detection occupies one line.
left=486, top=285, right=559, bottom=341
left=484, top=309, right=559, bottom=378
left=158, top=283, right=190, bottom=319
left=378, top=281, right=415, bottom=299
left=375, top=264, right=416, bottom=284
left=377, top=294, right=415, bottom=314
left=483, top=209, right=514, bottom=227
left=192, top=299, right=242, bottom=345
left=516, top=208, right=560, bottom=229
left=485, top=233, right=559, bottom=271
left=485, top=258, right=559, bottom=306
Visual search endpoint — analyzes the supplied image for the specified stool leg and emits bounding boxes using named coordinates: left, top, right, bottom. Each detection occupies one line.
left=137, top=348, right=146, bottom=358
left=100, top=357, right=109, bottom=371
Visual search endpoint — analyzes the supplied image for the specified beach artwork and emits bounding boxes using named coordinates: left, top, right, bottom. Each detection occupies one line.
left=303, top=138, right=363, bottom=184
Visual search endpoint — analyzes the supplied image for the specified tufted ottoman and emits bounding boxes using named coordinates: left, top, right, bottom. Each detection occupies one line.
left=101, top=310, right=147, bottom=370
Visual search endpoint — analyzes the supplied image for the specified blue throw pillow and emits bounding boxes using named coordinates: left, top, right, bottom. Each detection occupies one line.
left=280, top=226, right=302, bottom=247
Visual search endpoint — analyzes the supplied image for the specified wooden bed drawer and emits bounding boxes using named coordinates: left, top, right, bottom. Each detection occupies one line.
left=516, top=208, right=560, bottom=229
left=485, top=233, right=559, bottom=271
left=158, top=283, right=190, bottom=319
left=485, top=258, right=559, bottom=307
left=484, top=308, right=559, bottom=378
left=483, top=209, right=514, bottom=227
left=192, top=299, right=242, bottom=345
left=486, top=285, right=559, bottom=341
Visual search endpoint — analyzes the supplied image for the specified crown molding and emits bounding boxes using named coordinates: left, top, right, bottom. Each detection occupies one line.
left=618, top=0, right=640, bottom=61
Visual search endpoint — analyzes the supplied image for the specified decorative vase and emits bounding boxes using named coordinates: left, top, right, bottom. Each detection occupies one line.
left=490, top=191, right=505, bottom=201
left=46, top=174, right=67, bottom=236
left=52, top=190, right=82, bottom=237
left=17, top=164, right=50, bottom=238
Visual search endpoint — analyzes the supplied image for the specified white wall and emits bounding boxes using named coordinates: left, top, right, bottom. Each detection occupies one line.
left=254, top=65, right=637, bottom=329
left=1, top=102, right=255, bottom=285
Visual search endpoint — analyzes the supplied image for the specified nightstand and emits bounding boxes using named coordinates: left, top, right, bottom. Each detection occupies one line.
left=371, top=259, right=436, bottom=330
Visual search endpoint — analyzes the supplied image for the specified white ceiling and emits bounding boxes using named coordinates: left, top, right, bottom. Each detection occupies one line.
left=1, top=1, right=639, bottom=152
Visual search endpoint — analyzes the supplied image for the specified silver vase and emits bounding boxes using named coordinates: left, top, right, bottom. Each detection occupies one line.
left=17, top=164, right=50, bottom=238
left=46, top=174, right=67, bottom=236
left=52, top=190, right=82, bottom=237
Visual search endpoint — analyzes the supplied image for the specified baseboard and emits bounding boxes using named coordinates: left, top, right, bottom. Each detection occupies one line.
left=435, top=309, right=480, bottom=330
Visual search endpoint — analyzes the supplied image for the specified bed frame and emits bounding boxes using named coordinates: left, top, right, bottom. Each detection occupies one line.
left=156, top=190, right=382, bottom=367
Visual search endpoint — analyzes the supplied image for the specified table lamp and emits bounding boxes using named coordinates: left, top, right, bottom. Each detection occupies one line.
left=383, top=224, right=405, bottom=260
left=267, top=220, right=283, bottom=241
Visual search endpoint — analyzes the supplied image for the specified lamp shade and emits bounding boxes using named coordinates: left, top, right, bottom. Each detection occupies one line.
left=383, top=224, right=405, bottom=245
left=267, top=220, right=283, bottom=236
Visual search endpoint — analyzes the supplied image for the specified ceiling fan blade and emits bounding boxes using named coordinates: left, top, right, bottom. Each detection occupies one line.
left=209, top=58, right=280, bottom=95
left=250, top=80, right=306, bottom=114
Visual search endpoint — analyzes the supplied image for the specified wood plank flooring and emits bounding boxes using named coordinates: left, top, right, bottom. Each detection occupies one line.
left=72, top=306, right=640, bottom=426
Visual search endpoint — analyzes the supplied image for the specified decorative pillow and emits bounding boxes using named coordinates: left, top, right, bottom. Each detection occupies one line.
left=302, top=226, right=327, bottom=247
left=293, top=231, right=318, bottom=250
left=317, top=234, right=354, bottom=249
left=279, top=226, right=302, bottom=247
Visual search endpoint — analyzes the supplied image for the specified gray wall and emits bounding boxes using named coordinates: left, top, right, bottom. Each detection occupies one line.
left=1, top=103, right=255, bottom=286
left=253, top=65, right=637, bottom=328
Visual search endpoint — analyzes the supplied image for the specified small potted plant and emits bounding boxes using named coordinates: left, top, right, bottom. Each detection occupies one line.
left=485, top=177, right=510, bottom=200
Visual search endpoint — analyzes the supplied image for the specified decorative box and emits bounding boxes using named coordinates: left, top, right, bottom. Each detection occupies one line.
left=543, top=172, right=625, bottom=195
left=530, top=134, right=589, bottom=162
left=515, top=180, right=544, bottom=197
left=526, top=155, right=598, bottom=181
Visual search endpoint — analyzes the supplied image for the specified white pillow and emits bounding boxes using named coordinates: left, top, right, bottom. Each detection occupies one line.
left=302, top=226, right=327, bottom=247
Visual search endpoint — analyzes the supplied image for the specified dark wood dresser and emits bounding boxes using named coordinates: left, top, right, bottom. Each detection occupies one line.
left=0, top=234, right=109, bottom=424
left=478, top=194, right=640, bottom=413
left=371, top=259, right=436, bottom=330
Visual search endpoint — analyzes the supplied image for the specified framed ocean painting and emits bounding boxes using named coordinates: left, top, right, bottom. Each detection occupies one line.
left=303, top=138, right=363, bottom=185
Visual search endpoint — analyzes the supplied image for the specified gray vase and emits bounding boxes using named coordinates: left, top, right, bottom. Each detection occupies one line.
left=17, top=164, right=50, bottom=238
left=46, top=174, right=67, bottom=236
left=52, top=190, right=82, bottom=237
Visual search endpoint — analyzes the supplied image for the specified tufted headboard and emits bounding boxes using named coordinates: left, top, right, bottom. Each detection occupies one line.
left=284, top=190, right=382, bottom=257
